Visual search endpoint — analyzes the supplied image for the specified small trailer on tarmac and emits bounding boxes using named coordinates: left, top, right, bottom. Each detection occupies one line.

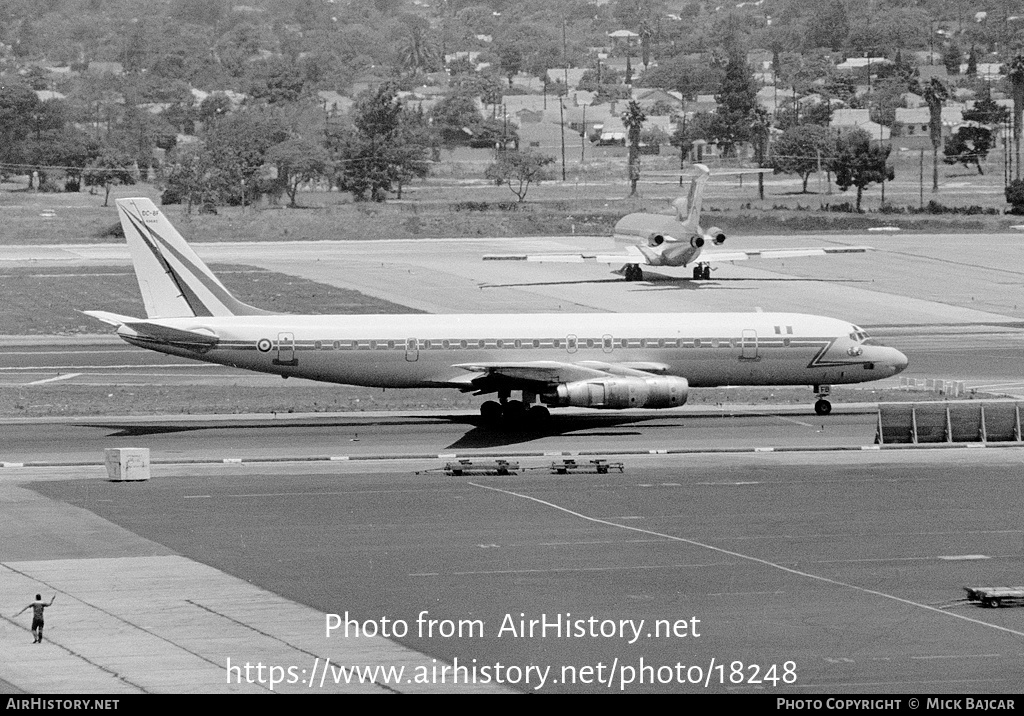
left=963, top=586, right=1024, bottom=608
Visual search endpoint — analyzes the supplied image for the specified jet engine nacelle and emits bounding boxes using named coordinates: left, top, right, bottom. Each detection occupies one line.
left=551, top=376, right=689, bottom=410
left=706, top=227, right=726, bottom=245
left=648, top=233, right=666, bottom=246
left=690, top=235, right=705, bottom=248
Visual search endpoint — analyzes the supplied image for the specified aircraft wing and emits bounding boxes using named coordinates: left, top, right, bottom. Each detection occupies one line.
left=483, top=245, right=648, bottom=265
left=450, top=359, right=672, bottom=390
left=698, top=246, right=874, bottom=263
left=484, top=245, right=871, bottom=267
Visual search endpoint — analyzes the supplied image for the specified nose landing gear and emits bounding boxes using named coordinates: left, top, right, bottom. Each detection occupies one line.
left=813, top=385, right=832, bottom=415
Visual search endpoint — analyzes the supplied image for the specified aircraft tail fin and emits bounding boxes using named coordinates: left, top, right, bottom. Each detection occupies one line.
left=115, top=198, right=273, bottom=319
left=672, top=163, right=711, bottom=230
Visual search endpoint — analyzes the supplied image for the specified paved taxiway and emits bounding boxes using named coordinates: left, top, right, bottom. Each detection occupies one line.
left=4, top=449, right=1024, bottom=693
left=3, top=232, right=1023, bottom=324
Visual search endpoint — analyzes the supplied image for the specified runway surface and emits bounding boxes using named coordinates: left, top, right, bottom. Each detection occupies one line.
left=1, top=408, right=884, bottom=465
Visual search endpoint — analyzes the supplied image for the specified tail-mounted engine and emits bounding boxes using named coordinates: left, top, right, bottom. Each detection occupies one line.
left=690, top=235, right=705, bottom=248
left=548, top=376, right=689, bottom=410
left=706, top=227, right=726, bottom=245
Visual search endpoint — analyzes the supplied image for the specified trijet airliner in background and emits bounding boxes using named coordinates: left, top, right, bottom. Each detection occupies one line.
left=484, top=164, right=872, bottom=282
left=85, top=198, right=907, bottom=421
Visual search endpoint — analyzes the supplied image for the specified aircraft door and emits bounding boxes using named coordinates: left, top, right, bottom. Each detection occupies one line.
left=740, top=329, right=758, bottom=360
left=602, top=334, right=614, bottom=353
left=566, top=334, right=578, bottom=354
left=405, top=337, right=419, bottom=362
left=275, top=332, right=297, bottom=366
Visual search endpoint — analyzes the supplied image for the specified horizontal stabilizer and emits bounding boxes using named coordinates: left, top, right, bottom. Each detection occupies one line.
left=122, top=321, right=219, bottom=348
left=81, top=310, right=140, bottom=327
left=84, top=310, right=218, bottom=350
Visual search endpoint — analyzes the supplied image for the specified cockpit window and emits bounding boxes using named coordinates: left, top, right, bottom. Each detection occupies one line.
left=848, top=330, right=869, bottom=342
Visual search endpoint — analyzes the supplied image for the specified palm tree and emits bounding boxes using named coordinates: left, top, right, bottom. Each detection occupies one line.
left=1007, top=55, right=1024, bottom=180
left=397, top=17, right=435, bottom=74
left=922, top=77, right=948, bottom=193
left=622, top=101, right=647, bottom=196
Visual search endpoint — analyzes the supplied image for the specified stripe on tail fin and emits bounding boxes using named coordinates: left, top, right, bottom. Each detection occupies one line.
left=116, top=198, right=274, bottom=318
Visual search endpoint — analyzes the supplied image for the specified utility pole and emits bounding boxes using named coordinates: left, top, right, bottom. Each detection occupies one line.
left=559, top=97, right=566, bottom=181
left=561, top=18, right=568, bottom=181
left=581, top=103, right=586, bottom=163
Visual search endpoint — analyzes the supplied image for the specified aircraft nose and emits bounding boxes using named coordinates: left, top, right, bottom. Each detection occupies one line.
left=888, top=348, right=909, bottom=375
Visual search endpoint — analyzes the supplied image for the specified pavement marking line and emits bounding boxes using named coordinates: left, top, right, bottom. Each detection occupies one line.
left=469, top=482, right=1024, bottom=641
left=409, top=561, right=733, bottom=577
left=24, top=373, right=82, bottom=386
left=788, top=678, right=1007, bottom=689
left=777, top=416, right=815, bottom=428
left=909, top=653, right=1003, bottom=660
left=939, top=554, right=990, bottom=560
left=0, top=364, right=220, bottom=371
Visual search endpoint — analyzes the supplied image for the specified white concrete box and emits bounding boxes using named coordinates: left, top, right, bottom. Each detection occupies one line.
left=105, top=448, right=151, bottom=481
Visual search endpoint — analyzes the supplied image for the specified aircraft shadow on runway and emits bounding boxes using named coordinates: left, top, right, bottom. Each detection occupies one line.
left=481, top=276, right=871, bottom=291
left=80, top=414, right=667, bottom=451
left=442, top=414, right=664, bottom=449
left=79, top=417, right=456, bottom=438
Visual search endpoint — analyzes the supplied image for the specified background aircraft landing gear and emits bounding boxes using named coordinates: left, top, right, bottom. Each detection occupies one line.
left=692, top=264, right=711, bottom=280
left=623, top=264, right=643, bottom=281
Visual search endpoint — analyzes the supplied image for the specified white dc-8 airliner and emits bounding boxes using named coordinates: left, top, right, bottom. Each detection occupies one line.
left=85, top=198, right=908, bottom=421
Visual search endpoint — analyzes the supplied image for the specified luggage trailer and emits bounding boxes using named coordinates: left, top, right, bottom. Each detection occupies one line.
left=964, top=586, right=1024, bottom=608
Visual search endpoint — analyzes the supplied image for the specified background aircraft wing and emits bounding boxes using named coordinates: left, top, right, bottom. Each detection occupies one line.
left=483, top=245, right=649, bottom=265
left=699, top=246, right=874, bottom=263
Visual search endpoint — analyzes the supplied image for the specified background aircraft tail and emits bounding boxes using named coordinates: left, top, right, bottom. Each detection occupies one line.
left=116, top=198, right=273, bottom=318
left=671, top=164, right=710, bottom=229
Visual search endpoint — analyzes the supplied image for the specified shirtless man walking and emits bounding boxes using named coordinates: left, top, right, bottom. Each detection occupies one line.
left=16, top=594, right=55, bottom=643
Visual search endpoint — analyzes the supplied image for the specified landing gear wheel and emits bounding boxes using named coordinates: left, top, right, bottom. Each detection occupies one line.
left=502, top=400, right=526, bottom=419
left=814, top=399, right=832, bottom=416
left=701, top=265, right=711, bottom=280
left=527, top=405, right=551, bottom=423
left=692, top=266, right=702, bottom=280
left=480, top=401, right=502, bottom=422
left=624, top=264, right=643, bottom=281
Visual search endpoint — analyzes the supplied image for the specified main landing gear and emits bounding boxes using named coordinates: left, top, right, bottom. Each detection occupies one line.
left=692, top=263, right=712, bottom=280
left=813, top=385, right=832, bottom=416
left=622, top=264, right=644, bottom=282
left=479, top=393, right=551, bottom=427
